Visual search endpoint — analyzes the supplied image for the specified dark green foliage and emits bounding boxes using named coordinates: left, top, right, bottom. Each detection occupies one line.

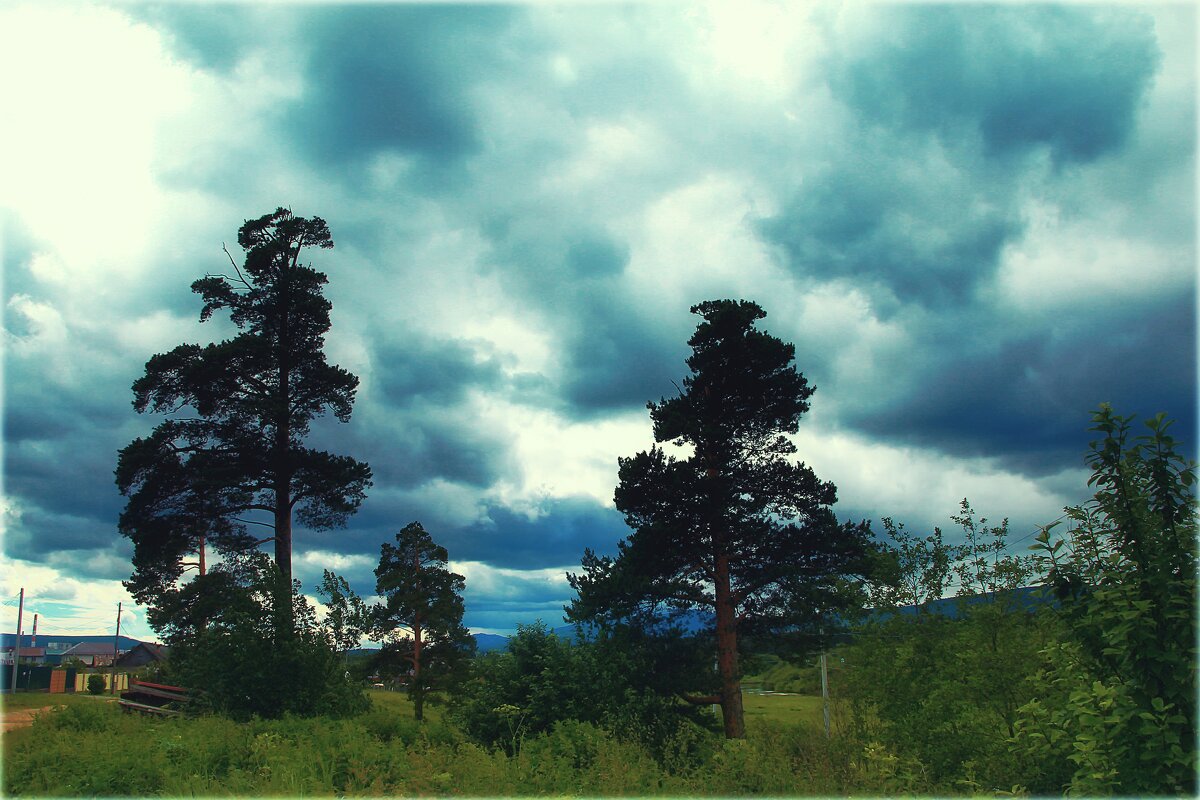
left=6, top=689, right=932, bottom=796
left=316, top=569, right=371, bottom=655
left=373, top=522, right=475, bottom=720
left=846, top=606, right=1059, bottom=788
left=86, top=674, right=105, bottom=695
left=452, top=623, right=716, bottom=762
left=1011, top=406, right=1197, bottom=795
left=165, top=551, right=368, bottom=721
left=744, top=653, right=824, bottom=694
left=844, top=501, right=1051, bottom=788
left=116, top=207, right=371, bottom=629
left=569, top=300, right=876, bottom=739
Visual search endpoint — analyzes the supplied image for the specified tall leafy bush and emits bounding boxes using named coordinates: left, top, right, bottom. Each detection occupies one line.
left=1012, top=406, right=1196, bottom=795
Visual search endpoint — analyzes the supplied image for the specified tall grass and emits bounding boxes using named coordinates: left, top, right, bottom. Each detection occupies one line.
left=3, top=690, right=939, bottom=796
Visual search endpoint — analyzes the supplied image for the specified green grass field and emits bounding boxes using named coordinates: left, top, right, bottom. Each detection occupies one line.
left=1, top=692, right=116, bottom=712
left=2, top=686, right=914, bottom=796
left=742, top=691, right=824, bottom=726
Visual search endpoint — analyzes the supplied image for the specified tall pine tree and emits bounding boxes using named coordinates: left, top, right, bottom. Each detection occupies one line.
left=374, top=521, right=475, bottom=720
left=117, top=208, right=371, bottom=633
left=569, top=300, right=873, bottom=738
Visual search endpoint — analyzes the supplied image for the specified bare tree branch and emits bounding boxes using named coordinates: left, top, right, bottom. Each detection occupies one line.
left=222, top=243, right=253, bottom=290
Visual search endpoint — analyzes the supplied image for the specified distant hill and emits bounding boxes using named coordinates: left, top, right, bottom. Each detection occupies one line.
left=473, top=633, right=510, bottom=653
left=1, top=633, right=146, bottom=652
left=533, top=586, right=1054, bottom=643
left=867, top=584, right=1055, bottom=622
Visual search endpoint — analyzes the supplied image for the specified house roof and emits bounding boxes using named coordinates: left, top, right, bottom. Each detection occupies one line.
left=116, top=642, right=169, bottom=663
left=62, top=642, right=118, bottom=656
left=11, top=647, right=45, bottom=657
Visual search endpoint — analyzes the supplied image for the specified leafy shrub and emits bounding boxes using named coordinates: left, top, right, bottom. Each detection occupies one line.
left=163, top=555, right=369, bottom=720
left=1016, top=407, right=1197, bottom=795
left=452, top=622, right=715, bottom=760
left=4, top=689, right=900, bottom=797
left=86, top=674, right=105, bottom=695
left=45, top=700, right=118, bottom=733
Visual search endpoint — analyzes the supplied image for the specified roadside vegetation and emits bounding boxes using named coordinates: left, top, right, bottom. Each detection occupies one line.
left=3, top=689, right=883, bottom=797
left=6, top=210, right=1189, bottom=796
left=3, top=404, right=1195, bottom=796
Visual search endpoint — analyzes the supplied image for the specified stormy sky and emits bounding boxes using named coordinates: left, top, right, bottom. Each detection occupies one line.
left=1, top=2, right=1194, bottom=639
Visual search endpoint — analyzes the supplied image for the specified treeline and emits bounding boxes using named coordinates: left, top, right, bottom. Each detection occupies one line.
left=843, top=408, right=1196, bottom=795
left=112, top=208, right=1195, bottom=795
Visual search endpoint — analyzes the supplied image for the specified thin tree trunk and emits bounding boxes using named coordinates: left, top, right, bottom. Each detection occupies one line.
left=714, top=553, right=745, bottom=738
left=412, top=546, right=424, bottom=720
left=273, top=252, right=294, bottom=629
left=412, top=612, right=424, bottom=721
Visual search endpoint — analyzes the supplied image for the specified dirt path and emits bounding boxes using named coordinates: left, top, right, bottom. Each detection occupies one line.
left=1, top=705, right=58, bottom=732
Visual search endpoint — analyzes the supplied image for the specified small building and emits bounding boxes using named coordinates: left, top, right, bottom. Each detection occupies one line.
left=60, top=642, right=120, bottom=667
left=1, top=646, right=46, bottom=665
left=115, top=642, right=169, bottom=668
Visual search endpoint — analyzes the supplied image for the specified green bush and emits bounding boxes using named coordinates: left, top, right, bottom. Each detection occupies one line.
left=1015, top=407, right=1197, bottom=795
left=452, top=623, right=716, bottom=760
left=85, top=674, right=105, bottom=695
left=45, top=700, right=118, bottom=733
left=4, top=689, right=911, bottom=797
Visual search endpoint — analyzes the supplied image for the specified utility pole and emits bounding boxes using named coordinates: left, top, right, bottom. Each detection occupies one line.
left=819, top=652, right=830, bottom=739
left=9, top=588, right=23, bottom=694
left=109, top=602, right=122, bottom=695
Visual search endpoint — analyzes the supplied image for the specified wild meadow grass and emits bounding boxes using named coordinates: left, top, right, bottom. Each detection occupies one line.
left=2, top=689, right=933, bottom=796
left=1, top=691, right=115, bottom=712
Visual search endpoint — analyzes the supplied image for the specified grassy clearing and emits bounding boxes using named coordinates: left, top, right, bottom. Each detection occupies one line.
left=1, top=688, right=938, bottom=797
left=365, top=687, right=447, bottom=722
left=1, top=692, right=116, bottom=712
left=742, top=692, right=825, bottom=727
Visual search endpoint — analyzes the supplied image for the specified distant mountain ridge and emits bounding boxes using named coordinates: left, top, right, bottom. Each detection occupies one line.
left=474, top=586, right=1053, bottom=651
left=1, top=633, right=146, bottom=651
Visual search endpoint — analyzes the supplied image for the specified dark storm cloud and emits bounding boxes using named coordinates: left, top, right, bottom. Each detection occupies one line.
left=828, top=6, right=1160, bottom=165
left=128, top=4, right=257, bottom=72
left=482, top=219, right=689, bottom=416
left=468, top=599, right=571, bottom=632
left=5, top=508, right=122, bottom=560
left=346, top=332, right=517, bottom=489
left=563, top=303, right=689, bottom=414
left=757, top=143, right=1022, bottom=307
left=755, top=3, right=1187, bottom=476
left=308, top=404, right=510, bottom=492
left=848, top=293, right=1197, bottom=473
left=763, top=6, right=1162, bottom=308
left=455, top=499, right=625, bottom=571
left=371, top=334, right=505, bottom=410
left=566, top=235, right=630, bottom=280
left=5, top=429, right=128, bottom=556
left=283, top=5, right=520, bottom=173
left=309, top=491, right=625, bottom=573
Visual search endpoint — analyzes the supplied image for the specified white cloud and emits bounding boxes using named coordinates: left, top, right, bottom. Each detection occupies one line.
left=294, top=550, right=375, bottom=574
left=475, top=397, right=653, bottom=511
left=628, top=173, right=784, bottom=305
left=792, top=426, right=1088, bottom=537
left=449, top=560, right=572, bottom=599
left=0, top=553, right=155, bottom=640
left=993, top=198, right=1192, bottom=313
left=0, top=4, right=191, bottom=270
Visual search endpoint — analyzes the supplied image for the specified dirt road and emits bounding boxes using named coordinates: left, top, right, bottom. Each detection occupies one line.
left=1, top=705, right=57, bottom=732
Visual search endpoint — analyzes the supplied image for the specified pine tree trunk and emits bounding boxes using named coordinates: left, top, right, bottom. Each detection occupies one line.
left=274, top=261, right=293, bottom=630
left=274, top=485, right=293, bottom=633
left=412, top=611, right=424, bottom=721
left=714, top=553, right=745, bottom=738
